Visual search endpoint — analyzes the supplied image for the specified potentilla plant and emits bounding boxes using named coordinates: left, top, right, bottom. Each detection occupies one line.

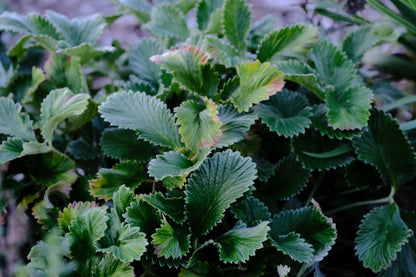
left=0, top=0, right=415, bottom=276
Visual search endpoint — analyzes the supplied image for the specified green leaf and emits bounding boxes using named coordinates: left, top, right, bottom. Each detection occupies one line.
left=89, top=161, right=148, bottom=200
left=269, top=232, right=314, bottom=263
left=57, top=43, right=115, bottom=64
left=0, top=137, right=24, bottom=164
left=379, top=237, right=416, bottom=277
left=269, top=206, right=337, bottom=262
left=223, top=0, right=252, bottom=55
left=100, top=128, right=158, bottom=162
left=67, top=137, right=99, bottom=160
left=124, top=200, right=162, bottom=236
left=216, top=104, right=257, bottom=148
left=142, top=192, right=186, bottom=224
left=232, top=60, right=284, bottom=112
left=40, top=88, right=90, bottom=146
left=216, top=221, right=270, bottom=263
left=196, top=0, right=224, bottom=31
left=69, top=208, right=109, bottom=262
left=185, top=149, right=257, bottom=235
left=342, top=24, right=397, bottom=63
left=303, top=144, right=353, bottom=159
left=113, top=185, right=137, bottom=220
left=152, top=219, right=191, bottom=259
left=0, top=97, right=36, bottom=141
left=58, top=201, right=100, bottom=233
left=45, top=10, right=106, bottom=46
left=263, top=155, right=311, bottom=200
left=92, top=254, right=134, bottom=277
left=276, top=60, right=325, bottom=100
left=151, top=46, right=219, bottom=97
left=206, top=35, right=243, bottom=67
left=231, top=195, right=271, bottom=227
left=0, top=62, right=15, bottom=89
left=148, top=146, right=210, bottom=180
left=253, top=89, right=312, bottom=138
left=129, top=38, right=165, bottom=85
left=352, top=109, right=416, bottom=188
left=355, top=203, right=412, bottom=272
left=99, top=90, right=181, bottom=149
left=45, top=54, right=83, bottom=93
left=144, top=3, right=189, bottom=41
left=175, top=99, right=221, bottom=152
left=257, top=24, right=320, bottom=62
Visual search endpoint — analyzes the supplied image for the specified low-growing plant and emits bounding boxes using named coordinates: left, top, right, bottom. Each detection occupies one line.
left=0, top=0, right=416, bottom=276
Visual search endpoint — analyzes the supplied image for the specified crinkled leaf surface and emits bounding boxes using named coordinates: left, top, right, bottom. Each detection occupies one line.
left=352, top=109, right=416, bottom=188
left=99, top=90, right=181, bottom=149
left=232, top=60, right=284, bottom=112
left=0, top=97, right=36, bottom=141
left=40, top=88, right=89, bottom=146
left=113, top=185, right=137, bottom=220
left=257, top=24, right=320, bottom=62
left=142, top=192, right=186, bottom=224
left=148, top=146, right=210, bottom=180
left=58, top=201, right=99, bottom=233
left=223, top=0, right=252, bottom=55
left=269, top=232, right=314, bottom=263
left=152, top=219, right=191, bottom=259
left=124, top=200, right=161, bottom=236
left=89, top=161, right=148, bottom=200
left=253, top=89, right=312, bottom=137
left=175, top=99, right=221, bottom=152
left=100, top=128, right=158, bottom=162
left=231, top=195, right=271, bottom=227
left=355, top=203, right=412, bottom=272
left=185, top=149, right=257, bottom=235
left=92, top=254, right=134, bottom=277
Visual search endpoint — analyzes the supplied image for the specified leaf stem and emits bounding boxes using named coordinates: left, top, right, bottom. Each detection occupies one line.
left=304, top=173, right=325, bottom=206
left=296, top=263, right=308, bottom=277
left=326, top=186, right=395, bottom=215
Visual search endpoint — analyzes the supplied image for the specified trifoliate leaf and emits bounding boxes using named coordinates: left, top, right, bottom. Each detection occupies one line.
left=124, top=200, right=162, bottom=236
left=100, top=128, right=158, bottom=162
left=232, top=60, right=284, bottom=112
left=253, top=89, right=312, bottom=138
left=58, top=201, right=99, bottom=232
left=175, top=99, right=221, bottom=152
left=0, top=97, right=36, bottom=141
left=142, top=192, right=185, bottom=224
left=223, top=0, right=251, bottom=55
left=151, top=46, right=219, bottom=97
left=269, top=206, right=336, bottom=262
left=40, top=88, right=89, bottom=146
left=206, top=36, right=243, bottom=67
left=216, top=221, right=270, bottom=263
left=113, top=185, right=137, bottom=220
left=196, top=0, right=224, bottom=31
left=269, top=232, right=314, bottom=263
left=69, top=208, right=109, bottom=262
left=144, top=3, right=189, bottom=41
left=57, top=43, right=115, bottom=63
left=293, top=130, right=354, bottom=170
left=45, top=54, right=83, bottom=93
left=342, top=24, right=397, bottom=63
left=379, top=237, right=416, bottom=277
left=92, top=254, right=134, bottom=277
left=263, top=155, right=311, bottom=200
left=231, top=195, right=271, bottom=227
left=148, top=146, right=210, bottom=180
left=216, top=104, right=257, bottom=148
left=276, top=60, right=325, bottom=100
left=257, top=24, right=320, bottom=62
left=152, top=219, right=191, bottom=259
left=355, top=203, right=412, bottom=272
left=352, top=109, right=416, bottom=188
left=89, top=161, right=148, bottom=200
left=45, top=10, right=106, bottom=46
left=129, top=38, right=165, bottom=86
left=185, top=149, right=257, bottom=235
left=99, top=90, right=182, bottom=149
left=325, top=85, right=373, bottom=130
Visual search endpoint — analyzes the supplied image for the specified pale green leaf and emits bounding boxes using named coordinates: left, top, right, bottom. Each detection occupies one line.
left=152, top=219, right=191, bottom=259
left=232, top=60, right=284, bottom=112
left=124, top=200, right=161, bottom=236
left=257, top=24, right=320, bottom=62
left=253, top=89, right=312, bottom=138
left=0, top=137, right=24, bottom=164
left=185, top=149, right=257, bottom=235
left=99, top=91, right=182, bottom=149
left=100, top=128, right=158, bottom=162
left=0, top=62, right=14, bottom=88
left=113, top=185, right=137, bottom=220
left=231, top=195, right=271, bottom=227
left=40, top=88, right=90, bottom=145
left=92, top=254, right=134, bottom=277
left=216, top=221, right=270, bottom=263
left=57, top=43, right=115, bottom=63
left=196, top=0, right=224, bottom=31
left=223, top=0, right=252, bottom=55
left=269, top=232, right=314, bottom=263
left=144, top=3, right=189, bottom=41
left=355, top=203, right=412, bottom=272
left=58, top=201, right=100, bottom=233
left=175, top=99, right=221, bottom=152
left=142, top=192, right=186, bottom=224
left=352, top=109, right=416, bottom=188
left=206, top=35, right=243, bottom=67
left=0, top=97, right=36, bottom=141
left=148, top=146, right=210, bottom=180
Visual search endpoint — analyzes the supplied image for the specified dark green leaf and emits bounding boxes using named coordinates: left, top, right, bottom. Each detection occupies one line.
left=57, top=43, right=115, bottom=64
left=269, top=232, right=314, bottom=263
left=67, top=137, right=99, bottom=160
left=231, top=195, right=271, bottom=227
left=58, top=201, right=100, bottom=233
left=113, top=185, right=137, bottom=220
left=379, top=237, right=416, bottom=277
left=92, top=254, right=134, bottom=277
left=196, top=0, right=224, bottom=31
left=152, top=219, right=191, bottom=259
left=124, top=200, right=162, bottom=236
left=142, top=192, right=186, bottom=224
left=45, top=54, right=83, bottom=93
